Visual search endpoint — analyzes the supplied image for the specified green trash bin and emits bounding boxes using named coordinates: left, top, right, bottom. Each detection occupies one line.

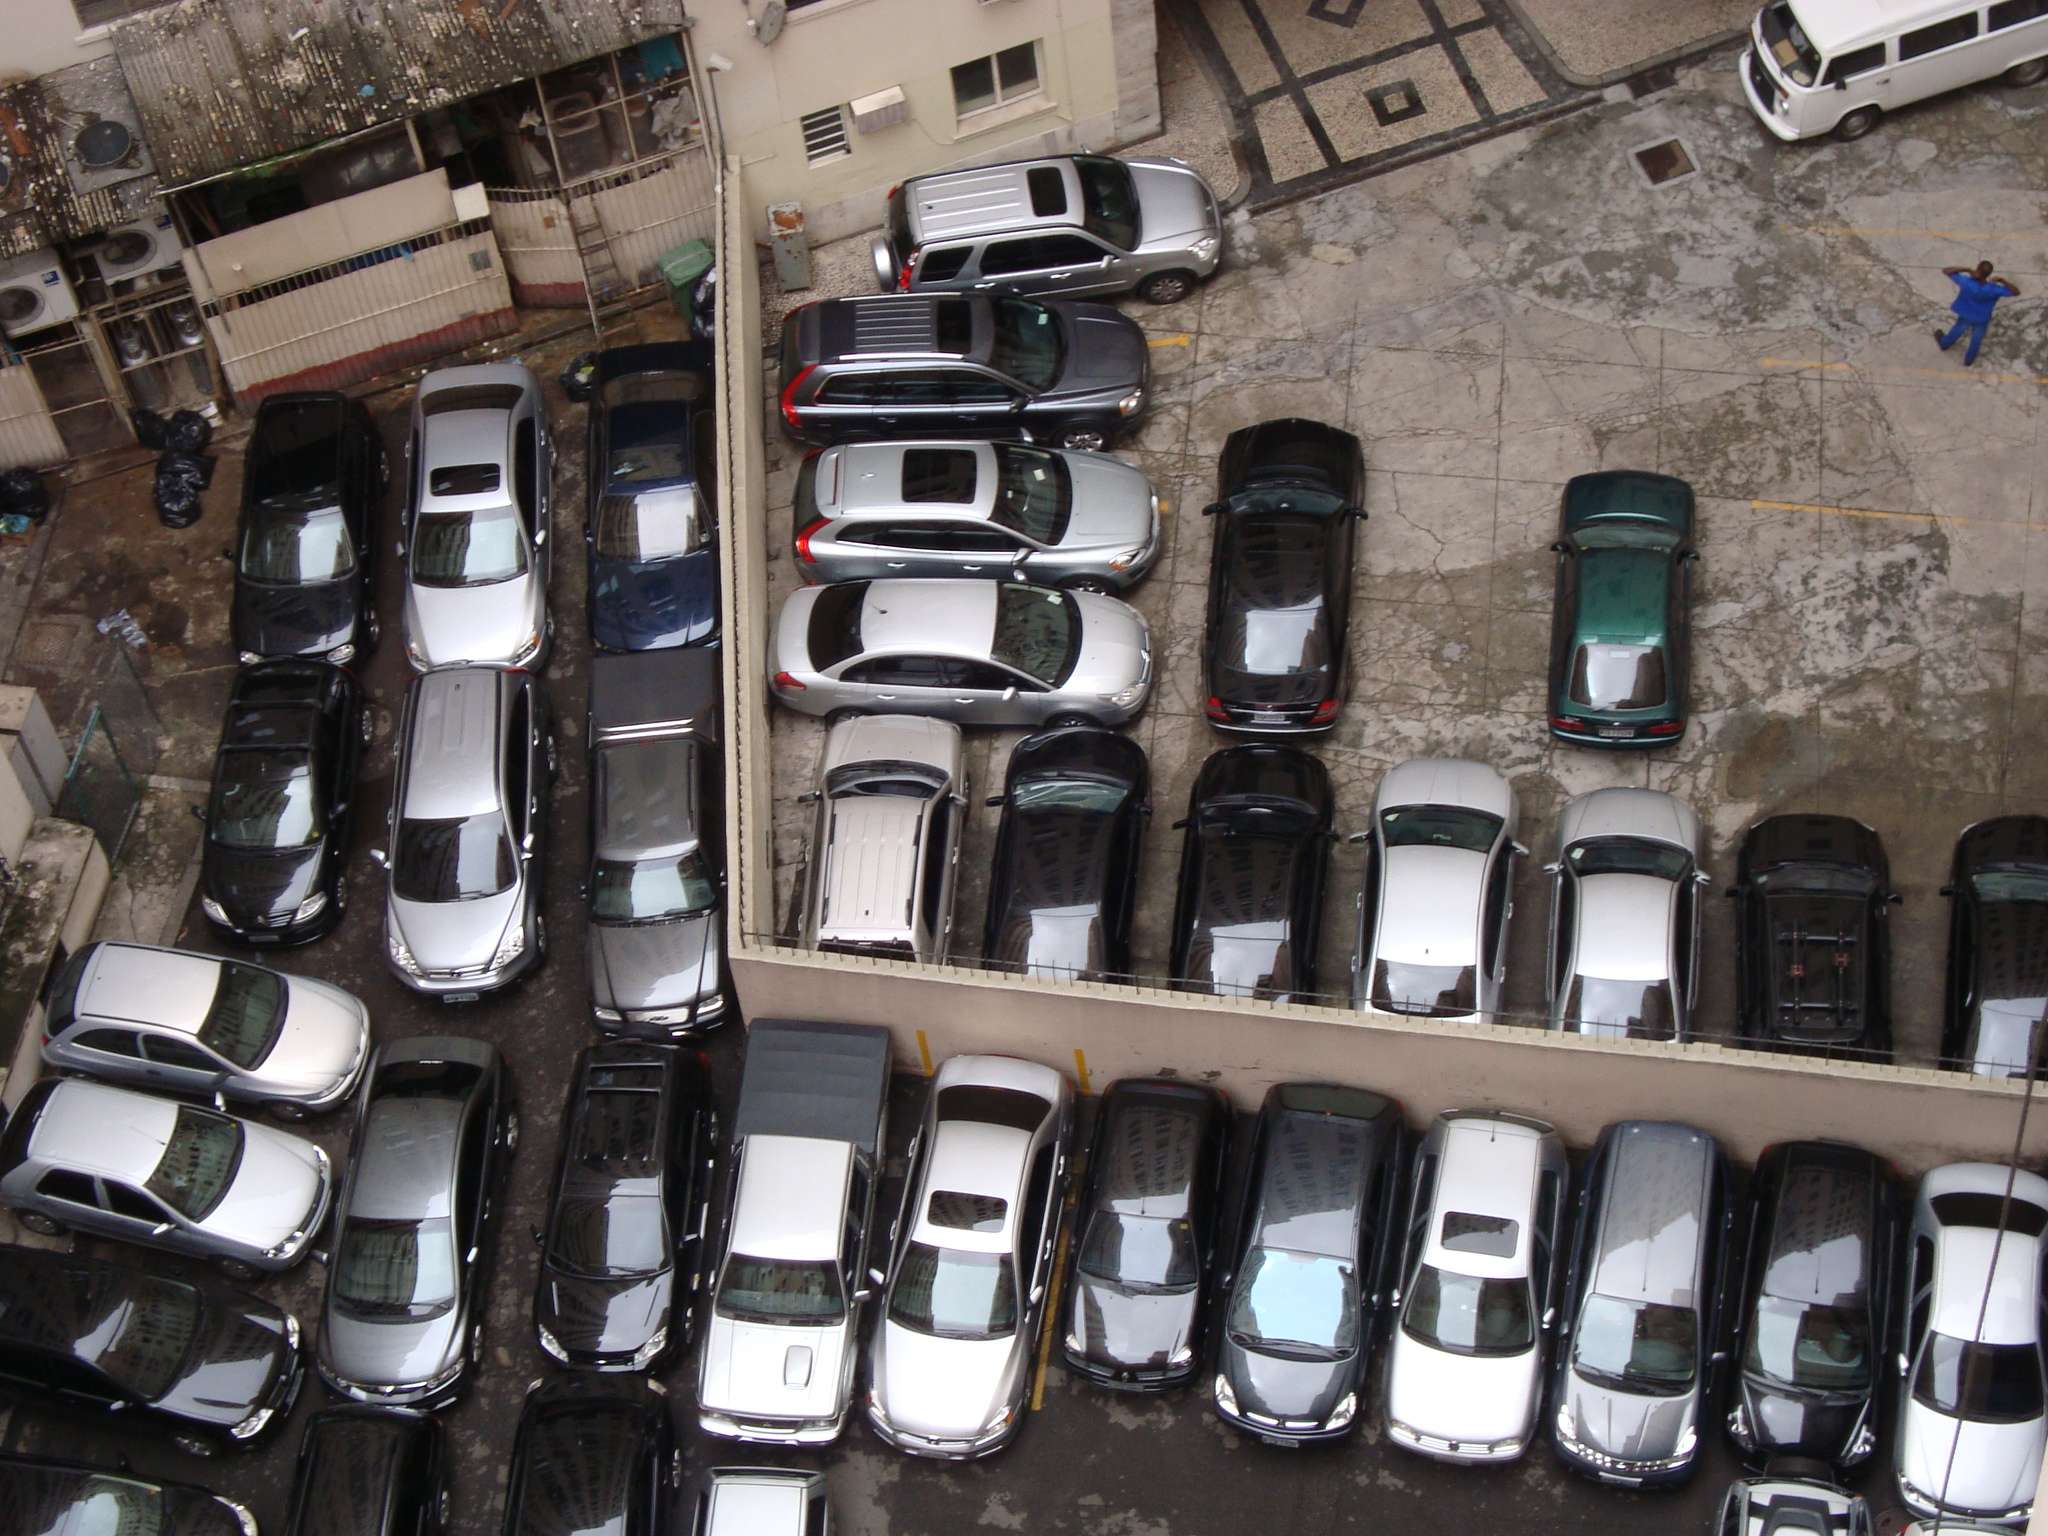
left=657, top=239, right=715, bottom=318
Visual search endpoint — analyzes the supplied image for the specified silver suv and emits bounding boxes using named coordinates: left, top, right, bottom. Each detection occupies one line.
left=874, top=154, right=1221, bottom=306
left=401, top=363, right=553, bottom=671
left=793, top=440, right=1158, bottom=592
left=378, top=665, right=554, bottom=1000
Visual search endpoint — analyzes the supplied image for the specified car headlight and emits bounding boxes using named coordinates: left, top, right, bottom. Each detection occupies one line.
left=1844, top=1419, right=1875, bottom=1464
left=326, top=642, right=356, bottom=664
left=1214, top=1372, right=1239, bottom=1415
left=293, top=891, right=329, bottom=924
left=1168, top=1342, right=1193, bottom=1367
left=406, top=1356, right=467, bottom=1397
left=695, top=993, right=728, bottom=1022
left=1101, top=682, right=1144, bottom=709
left=215, top=1498, right=259, bottom=1536
left=1065, top=1328, right=1084, bottom=1354
left=979, top=1403, right=1014, bottom=1437
left=1727, top=1401, right=1752, bottom=1449
left=1673, top=1423, right=1696, bottom=1460
left=1326, top=1392, right=1356, bottom=1431
left=405, top=634, right=428, bottom=667
left=1190, top=234, right=1219, bottom=261
left=228, top=1405, right=273, bottom=1440
left=1116, top=389, right=1145, bottom=417
left=492, top=924, right=527, bottom=970
left=1107, top=546, right=1146, bottom=572
left=538, top=1325, right=569, bottom=1363
left=237, top=650, right=262, bottom=665
left=867, top=1387, right=892, bottom=1430
left=202, top=895, right=230, bottom=923
left=594, top=1006, right=623, bottom=1023
left=629, top=1327, right=668, bottom=1370
left=512, top=627, right=543, bottom=666
left=388, top=930, right=421, bottom=975
left=1555, top=1401, right=1576, bottom=1441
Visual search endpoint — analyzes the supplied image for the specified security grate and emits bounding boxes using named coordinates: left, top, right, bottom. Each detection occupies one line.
left=801, top=105, right=851, bottom=165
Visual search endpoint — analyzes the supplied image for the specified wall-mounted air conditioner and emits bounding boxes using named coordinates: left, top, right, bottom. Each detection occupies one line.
left=849, top=86, right=909, bottom=134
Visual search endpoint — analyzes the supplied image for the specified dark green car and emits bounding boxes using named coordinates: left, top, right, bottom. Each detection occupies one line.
left=1546, top=471, right=1696, bottom=748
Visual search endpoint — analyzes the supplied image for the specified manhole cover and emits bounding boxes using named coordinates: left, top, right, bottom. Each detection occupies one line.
left=18, top=616, right=85, bottom=667
left=1631, top=138, right=1697, bottom=187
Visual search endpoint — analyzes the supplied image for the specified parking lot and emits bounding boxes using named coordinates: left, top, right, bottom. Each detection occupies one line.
left=3, top=39, right=2048, bottom=1536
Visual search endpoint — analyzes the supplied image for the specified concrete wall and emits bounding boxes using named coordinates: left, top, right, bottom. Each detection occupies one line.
left=3, top=0, right=113, bottom=84
left=690, top=0, right=1156, bottom=246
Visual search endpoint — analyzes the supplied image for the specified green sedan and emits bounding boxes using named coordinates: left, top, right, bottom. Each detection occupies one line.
left=1546, top=470, right=1697, bottom=748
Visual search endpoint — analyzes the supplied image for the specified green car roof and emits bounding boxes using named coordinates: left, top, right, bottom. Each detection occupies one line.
left=1572, top=547, right=1671, bottom=646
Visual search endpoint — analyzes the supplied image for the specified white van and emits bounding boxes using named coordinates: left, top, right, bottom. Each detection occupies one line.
left=1741, top=0, right=2048, bottom=141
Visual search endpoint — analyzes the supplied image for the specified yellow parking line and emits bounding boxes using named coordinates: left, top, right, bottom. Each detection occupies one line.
left=1147, top=333, right=1192, bottom=349
left=1760, top=356, right=2048, bottom=386
left=1795, top=224, right=2027, bottom=240
left=915, top=1029, right=932, bottom=1077
left=1073, top=1048, right=1092, bottom=1096
left=1751, top=498, right=1962, bottom=525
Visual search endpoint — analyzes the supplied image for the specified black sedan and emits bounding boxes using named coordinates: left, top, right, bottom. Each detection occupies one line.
left=285, top=1408, right=447, bottom=1536
left=1170, top=744, right=1334, bottom=1003
left=1201, top=419, right=1365, bottom=733
left=1942, top=814, right=2048, bottom=1076
left=198, top=659, right=365, bottom=946
left=502, top=1377, right=677, bottom=1536
left=568, top=344, right=720, bottom=653
left=1730, top=814, right=1897, bottom=1057
left=231, top=391, right=385, bottom=664
left=533, top=1042, right=718, bottom=1372
left=983, top=726, right=1149, bottom=982
left=2, top=1454, right=258, bottom=1536
left=1061, top=1078, right=1230, bottom=1390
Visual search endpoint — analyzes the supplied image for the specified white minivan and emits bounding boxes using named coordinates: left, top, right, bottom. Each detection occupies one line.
left=1742, top=0, right=2048, bottom=141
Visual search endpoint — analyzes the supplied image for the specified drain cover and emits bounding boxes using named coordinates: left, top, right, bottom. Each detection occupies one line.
left=18, top=616, right=85, bottom=667
left=1631, top=138, right=1697, bottom=187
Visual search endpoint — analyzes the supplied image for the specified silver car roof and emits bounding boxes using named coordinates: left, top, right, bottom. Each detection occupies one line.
left=822, top=441, right=1000, bottom=520
left=74, top=942, right=232, bottom=1034
left=352, top=1094, right=461, bottom=1222
left=1421, top=1115, right=1552, bottom=1279
left=903, top=158, right=1087, bottom=244
left=399, top=668, right=507, bottom=821
left=853, top=580, right=1000, bottom=663
left=596, top=734, right=702, bottom=862
left=27, top=1079, right=188, bottom=1179
left=1573, top=872, right=1679, bottom=982
left=727, top=1134, right=853, bottom=1262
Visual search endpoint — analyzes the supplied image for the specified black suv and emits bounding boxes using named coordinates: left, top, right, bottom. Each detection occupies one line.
left=502, top=1377, right=679, bottom=1536
left=534, top=1041, right=719, bottom=1372
left=285, top=1407, right=449, bottom=1536
left=0, top=1243, right=301, bottom=1456
left=1942, top=814, right=2048, bottom=1076
left=199, top=658, right=366, bottom=945
left=2, top=1455, right=258, bottom=1536
left=232, top=391, right=386, bottom=664
left=777, top=293, right=1148, bottom=451
left=1729, top=814, right=1897, bottom=1058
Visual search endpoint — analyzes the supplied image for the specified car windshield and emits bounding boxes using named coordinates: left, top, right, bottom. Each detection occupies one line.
left=392, top=814, right=516, bottom=902
left=1563, top=975, right=1674, bottom=1037
left=825, top=762, right=944, bottom=800
left=1759, top=863, right=1873, bottom=895
left=1569, top=837, right=1692, bottom=881
left=1075, top=156, right=1140, bottom=252
left=332, top=1217, right=457, bottom=1315
left=715, top=1255, right=846, bottom=1324
left=1915, top=1335, right=2046, bottom=1423
left=547, top=1195, right=668, bottom=1279
left=211, top=750, right=322, bottom=850
left=1572, top=1294, right=1698, bottom=1393
left=197, top=962, right=286, bottom=1069
left=411, top=507, right=528, bottom=586
left=1745, top=1296, right=1871, bottom=1393
left=988, top=444, right=1073, bottom=545
left=93, top=1278, right=202, bottom=1401
left=1225, top=1248, right=1358, bottom=1359
left=1402, top=1263, right=1534, bottom=1357
left=1380, top=804, right=1501, bottom=852
left=1570, top=643, right=1667, bottom=710
left=990, top=584, right=1080, bottom=686
left=1973, top=868, right=2048, bottom=904
left=589, top=851, right=716, bottom=923
left=240, top=511, right=354, bottom=584
left=887, top=1241, right=1018, bottom=1340
left=1761, top=2, right=1823, bottom=86
left=1077, top=1212, right=1198, bottom=1291
left=144, top=1106, right=244, bottom=1222
left=989, top=298, right=1063, bottom=393
left=593, top=485, right=705, bottom=562
left=51, top=1475, right=171, bottom=1536
left=1372, top=959, right=1477, bottom=1018
left=806, top=581, right=867, bottom=671
left=1011, top=776, right=1129, bottom=815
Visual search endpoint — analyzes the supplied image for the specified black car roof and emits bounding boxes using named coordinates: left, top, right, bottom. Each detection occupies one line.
left=508, top=1383, right=665, bottom=1536
left=589, top=648, right=720, bottom=742
left=1092, top=1084, right=1221, bottom=1218
left=248, top=394, right=348, bottom=508
left=1249, top=1085, right=1397, bottom=1255
left=294, top=1408, right=433, bottom=1536
left=1757, top=1143, right=1877, bottom=1309
left=560, top=1044, right=678, bottom=1196
left=819, top=295, right=971, bottom=361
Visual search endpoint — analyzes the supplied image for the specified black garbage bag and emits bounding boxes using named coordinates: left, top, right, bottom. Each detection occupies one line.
left=154, top=451, right=214, bottom=528
left=0, top=467, right=50, bottom=523
left=560, top=351, right=599, bottom=403
left=130, top=407, right=170, bottom=450
left=163, top=409, right=213, bottom=454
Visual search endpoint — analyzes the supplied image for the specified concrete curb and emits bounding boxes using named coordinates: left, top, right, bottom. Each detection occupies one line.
left=1496, top=0, right=1750, bottom=91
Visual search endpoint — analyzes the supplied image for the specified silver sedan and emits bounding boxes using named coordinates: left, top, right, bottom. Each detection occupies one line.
left=793, top=440, right=1159, bottom=592
left=769, top=579, right=1151, bottom=728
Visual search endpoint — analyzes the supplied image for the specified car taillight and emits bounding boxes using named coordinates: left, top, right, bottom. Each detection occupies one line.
left=1310, top=697, right=1339, bottom=726
left=897, top=259, right=913, bottom=293
left=772, top=671, right=805, bottom=692
left=795, top=517, right=827, bottom=564
left=780, top=364, right=815, bottom=433
left=1645, top=720, right=1684, bottom=736
left=1205, top=696, right=1229, bottom=723
left=1551, top=714, right=1587, bottom=732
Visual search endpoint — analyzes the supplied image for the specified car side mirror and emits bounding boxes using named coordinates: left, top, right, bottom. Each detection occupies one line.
left=1510, top=841, right=1529, bottom=857
left=1695, top=871, right=1712, bottom=886
left=1346, top=831, right=1369, bottom=844
left=797, top=790, right=819, bottom=805
left=1550, top=541, right=1570, bottom=554
left=1887, top=891, right=1903, bottom=905
left=534, top=528, right=547, bottom=546
left=310, top=1248, right=329, bottom=1265
left=467, top=1246, right=480, bottom=1265
left=189, top=803, right=206, bottom=823
left=521, top=832, right=536, bottom=853
left=395, top=541, right=406, bottom=557
left=368, top=848, right=387, bottom=868
left=1171, top=817, right=1190, bottom=830
left=1939, top=885, right=1954, bottom=897
left=531, top=1224, right=544, bottom=1246
left=854, top=1287, right=873, bottom=1304
left=1387, top=1287, right=1401, bottom=1308
left=220, top=546, right=234, bottom=562
left=1683, top=549, right=1701, bottom=562
left=868, top=1266, right=887, bottom=1286
left=1346, top=506, right=1367, bottom=521
left=152, top=1222, right=174, bottom=1237
left=1541, top=1305, right=1557, bottom=1330
left=1001, top=686, right=1018, bottom=702
left=1542, top=861, right=1562, bottom=875
left=1029, top=1282, right=1044, bottom=1304
left=1710, top=1348, right=1728, bottom=1364
left=985, top=794, right=1005, bottom=807
left=1202, top=501, right=1225, bottom=517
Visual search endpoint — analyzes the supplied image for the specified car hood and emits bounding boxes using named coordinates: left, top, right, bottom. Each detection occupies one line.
left=211, top=1127, right=327, bottom=1247
left=539, top=1266, right=673, bottom=1357
left=1129, top=158, right=1218, bottom=248
left=587, top=911, right=720, bottom=1012
left=154, top=1302, right=291, bottom=1425
left=1047, top=306, right=1148, bottom=403
left=1562, top=1368, right=1696, bottom=1464
left=203, top=840, right=324, bottom=926
left=1741, top=1374, right=1867, bottom=1461
left=1066, top=592, right=1148, bottom=694
left=1220, top=1334, right=1352, bottom=1423
left=390, top=887, right=522, bottom=974
left=1388, top=1336, right=1541, bottom=1443
left=1058, top=456, right=1155, bottom=550
left=1069, top=1276, right=1197, bottom=1372
left=319, top=1301, right=462, bottom=1391
left=873, top=1321, right=1021, bottom=1441
left=233, top=576, right=356, bottom=659
left=262, top=992, right=368, bottom=1097
left=588, top=548, right=718, bottom=652
left=699, top=1311, right=853, bottom=1423
left=405, top=572, right=542, bottom=668
left=1899, top=1404, right=2045, bottom=1515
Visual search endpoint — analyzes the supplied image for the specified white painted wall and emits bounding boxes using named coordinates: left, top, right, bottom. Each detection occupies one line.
left=2, top=0, right=113, bottom=84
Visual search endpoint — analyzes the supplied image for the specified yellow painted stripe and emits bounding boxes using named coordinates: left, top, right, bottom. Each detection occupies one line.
left=1795, top=224, right=2024, bottom=240
left=1760, top=356, right=2048, bottom=386
left=914, top=1029, right=932, bottom=1077
left=1147, top=333, right=1192, bottom=349
left=1031, top=1204, right=1075, bottom=1412
left=1072, top=1048, right=1092, bottom=1096
left=1749, top=498, right=1980, bottom=526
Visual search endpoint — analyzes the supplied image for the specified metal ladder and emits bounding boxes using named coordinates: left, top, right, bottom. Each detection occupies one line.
left=569, top=196, right=637, bottom=342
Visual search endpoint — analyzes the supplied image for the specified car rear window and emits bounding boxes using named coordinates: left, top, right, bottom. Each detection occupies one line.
left=901, top=448, right=978, bottom=504
left=934, top=1084, right=1049, bottom=1133
left=420, top=384, right=522, bottom=418
left=927, top=1191, right=1007, bottom=1232
left=1371, top=959, right=1476, bottom=1018
left=428, top=463, right=501, bottom=497
left=1563, top=976, right=1674, bottom=1038
left=1440, top=1212, right=1519, bottom=1257
left=806, top=582, right=867, bottom=669
left=1930, top=1191, right=2048, bottom=1236
left=1569, top=643, right=1666, bottom=710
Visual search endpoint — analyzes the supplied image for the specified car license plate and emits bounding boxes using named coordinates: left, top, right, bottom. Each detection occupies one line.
left=442, top=991, right=480, bottom=1005
left=1597, top=1472, right=1642, bottom=1488
left=1259, top=1434, right=1298, bottom=1448
left=1252, top=711, right=1288, bottom=725
left=1597, top=726, right=1633, bottom=739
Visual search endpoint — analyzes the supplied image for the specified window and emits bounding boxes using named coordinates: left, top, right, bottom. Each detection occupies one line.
left=198, top=962, right=285, bottom=1067
left=1991, top=0, right=2048, bottom=27
left=143, top=1036, right=218, bottom=1072
left=817, top=375, right=879, bottom=405
left=979, top=235, right=1106, bottom=277
left=504, top=689, right=530, bottom=837
left=947, top=371, right=1019, bottom=407
left=920, top=798, right=954, bottom=935
left=37, top=1169, right=97, bottom=1206
left=951, top=41, right=1042, bottom=120
left=1480, top=854, right=1512, bottom=978
left=74, top=1029, right=142, bottom=1057
left=800, top=105, right=851, bottom=165
left=103, top=1181, right=164, bottom=1224
left=513, top=419, right=539, bottom=533
left=1900, top=13, right=1978, bottom=58
left=1822, top=43, right=1887, bottom=84
left=72, top=0, right=171, bottom=26
left=916, top=246, right=972, bottom=284
left=902, top=448, right=979, bottom=504
left=145, top=1108, right=243, bottom=1221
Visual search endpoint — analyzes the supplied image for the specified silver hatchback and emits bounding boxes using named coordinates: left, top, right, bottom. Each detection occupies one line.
left=769, top=579, right=1150, bottom=728
left=793, top=440, right=1159, bottom=592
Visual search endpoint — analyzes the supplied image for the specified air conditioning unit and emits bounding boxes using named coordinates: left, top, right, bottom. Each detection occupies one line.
left=849, top=86, right=909, bottom=134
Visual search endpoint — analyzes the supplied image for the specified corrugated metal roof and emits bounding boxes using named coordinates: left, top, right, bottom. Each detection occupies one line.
left=112, top=0, right=687, bottom=187
left=0, top=65, right=166, bottom=257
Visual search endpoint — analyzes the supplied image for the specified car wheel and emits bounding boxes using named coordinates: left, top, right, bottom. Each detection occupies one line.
left=533, top=915, right=547, bottom=964
left=1060, top=427, right=1109, bottom=452
left=17, top=1209, right=65, bottom=1237
left=1833, top=105, right=1881, bottom=141
left=824, top=708, right=872, bottom=727
left=1138, top=269, right=1197, bottom=306
left=436, top=1486, right=452, bottom=1534
left=503, top=1109, right=520, bottom=1154
left=214, top=1255, right=260, bottom=1283
left=364, top=610, right=381, bottom=650
left=1060, top=575, right=1116, bottom=596
left=1047, top=712, right=1100, bottom=730
left=268, top=1099, right=309, bottom=1122
left=171, top=1433, right=218, bottom=1459
left=468, top=1322, right=485, bottom=1367
left=544, top=735, right=559, bottom=779
left=2007, top=57, right=2048, bottom=87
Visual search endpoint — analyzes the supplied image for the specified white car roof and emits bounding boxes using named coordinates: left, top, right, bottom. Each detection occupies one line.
left=914, top=1121, right=1029, bottom=1255
left=1783, top=0, right=1967, bottom=56
left=1933, top=1227, right=2043, bottom=1346
left=1424, top=1118, right=1541, bottom=1279
left=1574, top=873, right=1676, bottom=982
left=1557, top=786, right=1699, bottom=854
left=1374, top=757, right=1512, bottom=820
left=29, top=1079, right=183, bottom=1179
left=706, top=1476, right=807, bottom=1535
left=728, top=1135, right=853, bottom=1262
left=1378, top=845, right=1485, bottom=967
left=77, top=943, right=226, bottom=1034
left=856, top=579, right=999, bottom=659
